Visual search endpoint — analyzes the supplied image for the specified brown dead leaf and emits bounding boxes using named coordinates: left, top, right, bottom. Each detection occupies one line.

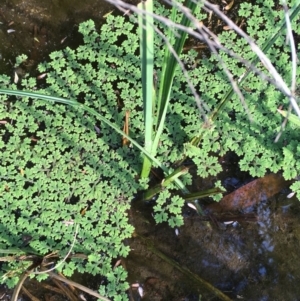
left=113, top=259, right=122, bottom=269
left=224, top=0, right=234, bottom=11
left=144, top=277, right=159, bottom=286
left=122, top=110, right=130, bottom=146
left=207, top=173, right=291, bottom=213
left=220, top=173, right=290, bottom=211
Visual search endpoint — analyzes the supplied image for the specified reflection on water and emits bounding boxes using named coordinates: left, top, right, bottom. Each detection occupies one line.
left=127, top=189, right=300, bottom=301
left=224, top=193, right=300, bottom=301
left=258, top=202, right=274, bottom=253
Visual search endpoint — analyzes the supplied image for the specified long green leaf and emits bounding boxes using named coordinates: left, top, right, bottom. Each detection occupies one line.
left=152, top=0, right=198, bottom=155
left=0, top=88, right=160, bottom=167
left=143, top=166, right=189, bottom=200
left=0, top=88, right=188, bottom=190
left=191, top=1, right=300, bottom=149
left=183, top=187, right=224, bottom=202
left=138, top=0, right=155, bottom=178
left=278, top=108, right=300, bottom=127
left=210, top=1, right=300, bottom=123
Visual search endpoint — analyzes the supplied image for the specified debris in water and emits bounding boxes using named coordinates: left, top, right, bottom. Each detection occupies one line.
left=287, top=192, right=295, bottom=198
left=223, top=221, right=234, bottom=225
left=232, top=221, right=239, bottom=227
left=14, top=72, right=19, bottom=84
left=138, top=285, right=144, bottom=297
left=187, top=202, right=198, bottom=211
left=61, top=36, right=68, bottom=44
left=7, top=29, right=15, bottom=33
left=37, top=73, right=47, bottom=79
left=258, top=265, right=267, bottom=276
left=175, top=228, right=179, bottom=236
left=131, top=283, right=139, bottom=288
left=281, top=203, right=292, bottom=213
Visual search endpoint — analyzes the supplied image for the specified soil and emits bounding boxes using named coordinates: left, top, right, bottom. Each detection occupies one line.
left=0, top=0, right=137, bottom=75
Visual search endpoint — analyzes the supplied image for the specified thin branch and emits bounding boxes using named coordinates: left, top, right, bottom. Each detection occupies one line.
left=165, top=0, right=300, bottom=118
left=164, top=0, right=288, bottom=93
left=274, top=1, right=298, bottom=142
left=197, top=23, right=251, bottom=120
left=11, top=270, right=33, bottom=301
left=33, top=224, right=79, bottom=275
left=48, top=272, right=111, bottom=301
left=201, top=0, right=300, bottom=117
left=108, top=0, right=211, bottom=119
left=106, top=0, right=300, bottom=118
left=52, top=277, right=79, bottom=301
left=21, top=286, right=41, bottom=301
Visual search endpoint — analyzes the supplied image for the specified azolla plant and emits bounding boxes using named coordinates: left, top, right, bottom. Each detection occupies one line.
left=0, top=0, right=299, bottom=299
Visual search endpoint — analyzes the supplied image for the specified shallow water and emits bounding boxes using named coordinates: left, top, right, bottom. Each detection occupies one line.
left=128, top=182, right=300, bottom=301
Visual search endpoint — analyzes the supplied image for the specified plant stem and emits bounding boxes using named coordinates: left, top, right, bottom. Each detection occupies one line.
left=138, top=0, right=155, bottom=178
left=48, top=272, right=111, bottom=301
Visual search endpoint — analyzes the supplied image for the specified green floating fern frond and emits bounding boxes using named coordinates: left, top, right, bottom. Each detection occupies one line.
left=0, top=0, right=300, bottom=298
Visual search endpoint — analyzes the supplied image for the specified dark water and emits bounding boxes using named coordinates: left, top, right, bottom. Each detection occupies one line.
left=127, top=160, right=300, bottom=301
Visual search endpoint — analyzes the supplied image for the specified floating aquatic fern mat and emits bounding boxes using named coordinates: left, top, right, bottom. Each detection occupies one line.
left=0, top=0, right=300, bottom=299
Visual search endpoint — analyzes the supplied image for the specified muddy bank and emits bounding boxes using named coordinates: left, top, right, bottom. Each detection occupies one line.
left=0, top=0, right=138, bottom=75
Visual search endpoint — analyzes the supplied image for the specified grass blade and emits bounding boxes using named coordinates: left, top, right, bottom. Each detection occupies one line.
left=0, top=88, right=188, bottom=190
left=152, top=0, right=198, bottom=154
left=138, top=0, right=155, bottom=178
left=278, top=109, right=300, bottom=127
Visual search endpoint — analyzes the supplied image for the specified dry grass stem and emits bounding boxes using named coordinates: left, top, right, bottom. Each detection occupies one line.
left=107, top=0, right=300, bottom=118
